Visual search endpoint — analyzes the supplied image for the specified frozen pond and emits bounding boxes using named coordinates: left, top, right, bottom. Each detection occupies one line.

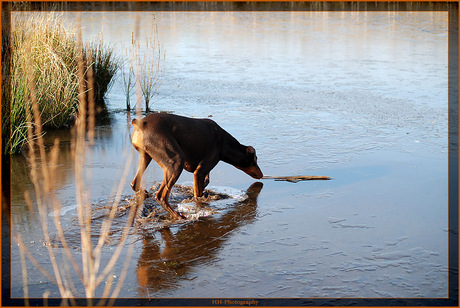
left=7, top=5, right=456, bottom=305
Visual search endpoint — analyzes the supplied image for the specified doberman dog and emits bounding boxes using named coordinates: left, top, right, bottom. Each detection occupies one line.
left=130, top=113, right=263, bottom=220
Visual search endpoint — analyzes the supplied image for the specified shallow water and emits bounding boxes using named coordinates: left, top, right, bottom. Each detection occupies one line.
left=8, top=9, right=451, bottom=303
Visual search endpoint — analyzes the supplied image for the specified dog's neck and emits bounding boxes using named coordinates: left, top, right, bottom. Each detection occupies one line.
left=220, top=130, right=247, bottom=167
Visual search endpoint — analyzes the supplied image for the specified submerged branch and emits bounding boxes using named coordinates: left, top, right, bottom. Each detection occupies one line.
left=262, top=175, right=331, bottom=183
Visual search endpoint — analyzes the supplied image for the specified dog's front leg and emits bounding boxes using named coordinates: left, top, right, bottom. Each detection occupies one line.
left=131, top=152, right=152, bottom=199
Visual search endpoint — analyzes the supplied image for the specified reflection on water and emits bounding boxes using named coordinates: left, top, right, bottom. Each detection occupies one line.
left=10, top=121, right=116, bottom=225
left=136, top=182, right=262, bottom=294
left=43, top=181, right=263, bottom=297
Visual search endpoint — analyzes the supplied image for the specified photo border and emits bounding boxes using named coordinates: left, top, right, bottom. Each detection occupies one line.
left=1, top=1, right=458, bottom=306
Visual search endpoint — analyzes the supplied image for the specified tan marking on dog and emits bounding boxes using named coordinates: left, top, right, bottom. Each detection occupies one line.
left=131, top=129, right=144, bottom=149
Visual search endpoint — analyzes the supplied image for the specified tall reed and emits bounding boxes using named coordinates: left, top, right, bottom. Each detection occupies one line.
left=138, top=34, right=165, bottom=113
left=4, top=13, right=119, bottom=155
left=120, top=32, right=165, bottom=113
left=6, top=14, right=79, bottom=155
left=120, top=34, right=137, bottom=111
left=117, top=17, right=165, bottom=113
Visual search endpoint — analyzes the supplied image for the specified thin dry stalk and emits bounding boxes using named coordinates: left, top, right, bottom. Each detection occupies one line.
left=12, top=230, right=57, bottom=283
left=47, top=139, right=84, bottom=283
left=106, top=230, right=137, bottom=304
left=132, top=13, right=147, bottom=221
left=97, top=15, right=145, bottom=302
left=75, top=14, right=94, bottom=301
left=138, top=38, right=165, bottom=113
left=23, top=190, right=36, bottom=220
left=15, top=11, right=145, bottom=303
left=18, top=77, right=84, bottom=293
left=92, top=149, right=134, bottom=269
left=99, top=273, right=116, bottom=304
left=23, top=41, right=69, bottom=299
left=120, top=36, right=136, bottom=111
left=43, top=291, right=50, bottom=307
left=17, top=233, right=30, bottom=306
left=94, top=195, right=140, bottom=287
left=86, top=54, right=96, bottom=145
left=132, top=12, right=148, bottom=215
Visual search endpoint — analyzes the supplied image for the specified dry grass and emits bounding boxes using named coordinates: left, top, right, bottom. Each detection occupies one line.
left=6, top=14, right=79, bottom=154
left=138, top=33, right=165, bottom=113
left=4, top=13, right=119, bottom=154
left=120, top=18, right=165, bottom=113
left=11, top=13, right=142, bottom=305
left=120, top=34, right=137, bottom=111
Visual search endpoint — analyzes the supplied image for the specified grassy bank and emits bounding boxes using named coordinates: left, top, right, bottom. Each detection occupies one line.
left=3, top=14, right=119, bottom=154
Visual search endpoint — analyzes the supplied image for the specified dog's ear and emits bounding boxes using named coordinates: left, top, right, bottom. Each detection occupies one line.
left=131, top=119, right=147, bottom=129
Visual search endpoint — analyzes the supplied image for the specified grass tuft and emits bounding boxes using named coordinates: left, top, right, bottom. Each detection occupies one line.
left=4, top=13, right=119, bottom=154
left=84, top=39, right=119, bottom=106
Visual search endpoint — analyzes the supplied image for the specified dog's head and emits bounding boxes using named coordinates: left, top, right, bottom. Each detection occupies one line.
left=237, top=146, right=263, bottom=179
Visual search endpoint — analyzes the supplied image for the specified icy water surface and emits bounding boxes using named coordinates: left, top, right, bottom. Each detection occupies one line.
left=8, top=9, right=453, bottom=304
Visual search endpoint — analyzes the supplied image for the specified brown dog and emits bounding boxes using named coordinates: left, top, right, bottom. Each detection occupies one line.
left=130, top=113, right=263, bottom=219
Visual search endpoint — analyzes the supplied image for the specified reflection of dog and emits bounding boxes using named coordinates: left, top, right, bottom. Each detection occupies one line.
left=130, top=113, right=263, bottom=219
left=136, top=182, right=263, bottom=293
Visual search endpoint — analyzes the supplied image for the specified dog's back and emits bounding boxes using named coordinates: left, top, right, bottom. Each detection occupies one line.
left=132, top=113, right=223, bottom=164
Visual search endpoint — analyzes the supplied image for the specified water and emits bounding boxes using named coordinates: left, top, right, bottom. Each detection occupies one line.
left=8, top=9, right=451, bottom=303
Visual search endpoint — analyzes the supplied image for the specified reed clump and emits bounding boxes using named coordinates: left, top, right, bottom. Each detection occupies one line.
left=138, top=35, right=165, bottom=113
left=119, top=34, right=136, bottom=111
left=120, top=25, right=165, bottom=112
left=4, top=13, right=119, bottom=154
left=84, top=39, right=119, bottom=107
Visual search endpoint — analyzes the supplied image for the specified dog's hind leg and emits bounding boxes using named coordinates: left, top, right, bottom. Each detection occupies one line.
left=204, top=173, right=210, bottom=188
left=152, top=140, right=186, bottom=220
left=156, top=161, right=185, bottom=220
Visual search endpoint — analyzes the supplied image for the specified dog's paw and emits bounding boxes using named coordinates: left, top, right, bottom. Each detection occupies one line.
left=172, top=211, right=187, bottom=220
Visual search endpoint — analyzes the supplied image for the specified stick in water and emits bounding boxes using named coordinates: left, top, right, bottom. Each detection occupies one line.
left=262, top=175, right=331, bottom=183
